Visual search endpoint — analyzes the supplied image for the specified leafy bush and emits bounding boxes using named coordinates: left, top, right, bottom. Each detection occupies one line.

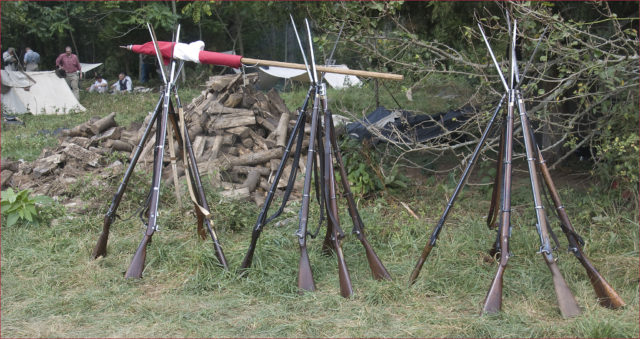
left=1, top=188, right=54, bottom=227
left=339, top=138, right=407, bottom=198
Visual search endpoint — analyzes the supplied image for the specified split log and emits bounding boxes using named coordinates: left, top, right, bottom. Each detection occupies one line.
left=253, top=189, right=266, bottom=207
left=256, top=116, right=276, bottom=133
left=223, top=93, right=243, bottom=108
left=106, top=140, right=134, bottom=153
left=209, top=148, right=284, bottom=171
left=89, top=112, right=117, bottom=135
left=1, top=159, right=19, bottom=172
left=209, top=135, right=223, bottom=160
left=226, top=126, right=251, bottom=139
left=241, top=137, right=254, bottom=149
left=192, top=135, right=207, bottom=159
left=267, top=88, right=291, bottom=116
left=32, top=153, right=66, bottom=177
left=274, top=112, right=290, bottom=147
left=248, top=129, right=273, bottom=151
left=1, top=170, right=14, bottom=188
left=92, top=126, right=123, bottom=145
left=63, top=143, right=101, bottom=167
left=62, top=117, right=100, bottom=137
left=206, top=112, right=256, bottom=130
left=68, top=137, right=94, bottom=149
left=220, top=187, right=251, bottom=200
left=240, top=170, right=261, bottom=192
left=231, top=166, right=270, bottom=176
left=206, top=102, right=256, bottom=116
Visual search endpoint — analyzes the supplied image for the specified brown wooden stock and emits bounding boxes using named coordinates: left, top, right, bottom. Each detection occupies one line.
left=482, top=92, right=515, bottom=314
left=482, top=264, right=505, bottom=314
left=295, top=93, right=321, bottom=293
left=298, top=246, right=315, bottom=292
left=543, top=252, right=582, bottom=317
left=536, top=148, right=625, bottom=309
left=329, top=115, right=391, bottom=281
left=124, top=235, right=150, bottom=278
left=516, top=92, right=581, bottom=318
left=240, top=57, right=403, bottom=81
left=92, top=94, right=162, bottom=259
left=323, top=100, right=353, bottom=298
left=409, top=244, right=433, bottom=285
left=125, top=82, right=171, bottom=278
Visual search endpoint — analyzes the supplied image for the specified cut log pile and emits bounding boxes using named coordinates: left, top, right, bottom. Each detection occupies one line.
left=178, top=72, right=306, bottom=205
left=3, top=73, right=308, bottom=208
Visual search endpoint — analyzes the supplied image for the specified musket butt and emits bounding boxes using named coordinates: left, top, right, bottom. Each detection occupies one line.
left=298, top=247, right=316, bottom=293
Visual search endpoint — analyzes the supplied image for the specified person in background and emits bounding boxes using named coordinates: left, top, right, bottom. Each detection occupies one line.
left=111, top=72, right=132, bottom=93
left=55, top=46, right=82, bottom=99
left=3, top=47, right=18, bottom=71
left=23, top=47, right=40, bottom=71
left=87, top=74, right=108, bottom=93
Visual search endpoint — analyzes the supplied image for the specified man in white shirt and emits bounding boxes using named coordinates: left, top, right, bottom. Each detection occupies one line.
left=87, top=74, right=108, bottom=93
left=111, top=72, right=132, bottom=93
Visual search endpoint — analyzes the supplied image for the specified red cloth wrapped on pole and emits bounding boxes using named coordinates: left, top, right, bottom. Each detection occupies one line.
left=126, top=41, right=243, bottom=68
left=122, top=41, right=403, bottom=80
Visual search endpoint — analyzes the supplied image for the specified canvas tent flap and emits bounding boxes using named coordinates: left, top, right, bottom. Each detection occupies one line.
left=256, top=64, right=362, bottom=89
left=80, top=63, right=103, bottom=75
left=1, top=70, right=35, bottom=88
left=1, top=70, right=86, bottom=115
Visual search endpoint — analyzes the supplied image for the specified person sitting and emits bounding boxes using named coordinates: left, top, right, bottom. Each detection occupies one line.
left=111, top=72, right=132, bottom=93
left=87, top=74, right=108, bottom=93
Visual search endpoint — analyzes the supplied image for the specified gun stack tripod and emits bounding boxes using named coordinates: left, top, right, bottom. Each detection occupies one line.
left=91, top=24, right=228, bottom=277
left=409, top=16, right=624, bottom=317
left=239, top=17, right=392, bottom=297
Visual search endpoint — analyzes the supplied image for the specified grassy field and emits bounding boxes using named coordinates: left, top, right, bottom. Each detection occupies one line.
left=1, top=82, right=638, bottom=338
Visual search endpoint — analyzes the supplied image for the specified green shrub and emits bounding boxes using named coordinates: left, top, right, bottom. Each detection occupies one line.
left=1, top=188, right=54, bottom=227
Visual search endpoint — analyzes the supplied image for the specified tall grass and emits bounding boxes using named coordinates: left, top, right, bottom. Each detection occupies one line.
left=1, top=84, right=638, bottom=338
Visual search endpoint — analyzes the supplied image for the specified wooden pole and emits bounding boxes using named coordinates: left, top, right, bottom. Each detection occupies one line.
left=240, top=57, right=403, bottom=81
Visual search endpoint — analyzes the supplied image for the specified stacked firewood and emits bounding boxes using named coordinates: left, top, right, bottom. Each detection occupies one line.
left=4, top=112, right=131, bottom=197
left=3, top=73, right=307, bottom=207
left=177, top=73, right=306, bottom=206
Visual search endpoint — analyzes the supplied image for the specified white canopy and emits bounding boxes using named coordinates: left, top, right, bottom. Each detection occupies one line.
left=1, top=70, right=86, bottom=115
left=256, top=64, right=362, bottom=89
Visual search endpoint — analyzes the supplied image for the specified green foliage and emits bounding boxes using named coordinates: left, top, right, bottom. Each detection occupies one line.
left=1, top=188, right=54, bottom=227
left=591, top=91, right=640, bottom=187
left=339, top=138, right=407, bottom=198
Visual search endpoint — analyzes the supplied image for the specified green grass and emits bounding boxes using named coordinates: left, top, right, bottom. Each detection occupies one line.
left=1, top=85, right=638, bottom=338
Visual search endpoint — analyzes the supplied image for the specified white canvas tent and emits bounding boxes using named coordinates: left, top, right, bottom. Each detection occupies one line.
left=1, top=70, right=85, bottom=115
left=255, top=64, right=362, bottom=90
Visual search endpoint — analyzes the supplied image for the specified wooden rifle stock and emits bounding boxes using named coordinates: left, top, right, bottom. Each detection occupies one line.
left=240, top=87, right=312, bottom=272
left=409, top=243, right=434, bottom=285
left=125, top=233, right=151, bottom=278
left=516, top=91, right=581, bottom=318
left=322, top=92, right=353, bottom=298
left=410, top=95, right=505, bottom=286
left=482, top=90, right=515, bottom=314
left=295, top=92, right=321, bottom=293
left=92, top=94, right=163, bottom=259
left=328, top=115, right=391, bottom=281
left=536, top=148, right=624, bottom=309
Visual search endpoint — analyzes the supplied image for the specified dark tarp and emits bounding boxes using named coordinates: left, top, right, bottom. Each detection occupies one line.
left=346, top=106, right=475, bottom=143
